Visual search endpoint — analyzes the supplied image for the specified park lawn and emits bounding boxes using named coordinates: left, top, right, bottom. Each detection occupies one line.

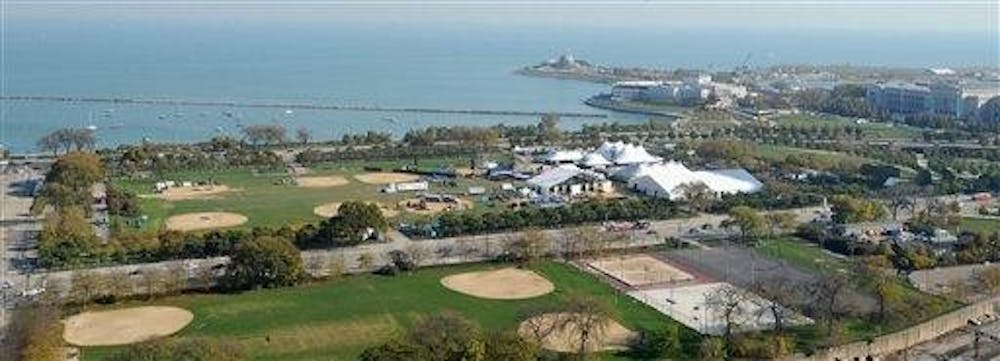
left=754, top=236, right=850, bottom=274
left=111, top=156, right=516, bottom=230
left=79, top=261, right=699, bottom=361
left=773, top=114, right=924, bottom=140
left=960, top=217, right=1000, bottom=234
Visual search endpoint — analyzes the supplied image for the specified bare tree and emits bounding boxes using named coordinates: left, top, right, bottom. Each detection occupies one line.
left=749, top=276, right=800, bottom=333
left=560, top=295, right=615, bottom=360
left=406, top=244, right=430, bottom=268
left=357, top=252, right=375, bottom=271
left=812, top=273, right=852, bottom=336
left=69, top=270, right=101, bottom=307
left=296, top=127, right=311, bottom=145
left=506, top=229, right=549, bottom=266
left=705, top=285, right=751, bottom=347
left=242, top=124, right=286, bottom=146
left=678, top=181, right=714, bottom=213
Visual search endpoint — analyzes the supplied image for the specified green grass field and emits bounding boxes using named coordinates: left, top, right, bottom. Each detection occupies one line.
left=960, top=217, right=1000, bottom=235
left=112, top=156, right=512, bottom=231
left=79, top=261, right=698, bottom=361
left=754, top=237, right=850, bottom=274
left=773, top=114, right=925, bottom=139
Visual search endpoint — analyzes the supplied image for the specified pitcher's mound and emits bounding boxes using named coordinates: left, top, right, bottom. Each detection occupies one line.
left=153, top=185, right=231, bottom=201
left=165, top=212, right=248, bottom=231
left=518, top=313, right=633, bottom=353
left=354, top=172, right=420, bottom=184
left=296, top=176, right=350, bottom=188
left=313, top=202, right=399, bottom=218
left=441, top=268, right=554, bottom=300
left=63, top=306, right=193, bottom=346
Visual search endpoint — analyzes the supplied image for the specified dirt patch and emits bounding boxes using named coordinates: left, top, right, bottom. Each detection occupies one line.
left=165, top=212, right=248, bottom=232
left=354, top=172, right=420, bottom=184
left=313, top=202, right=399, bottom=218
left=295, top=176, right=350, bottom=188
left=518, top=313, right=633, bottom=353
left=589, top=255, right=694, bottom=287
left=441, top=268, right=554, bottom=300
left=398, top=197, right=473, bottom=215
left=63, top=306, right=193, bottom=346
left=150, top=185, right=232, bottom=201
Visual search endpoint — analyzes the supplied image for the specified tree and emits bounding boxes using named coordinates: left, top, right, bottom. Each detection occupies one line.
left=37, top=207, right=99, bottom=268
left=103, top=338, right=247, bottom=361
left=721, top=206, right=766, bottom=245
left=408, top=311, right=486, bottom=361
left=829, top=194, right=886, bottom=224
left=764, top=212, right=799, bottom=237
left=705, top=285, right=751, bottom=349
left=678, top=181, right=714, bottom=213
left=699, top=337, right=726, bottom=361
left=628, top=325, right=681, bottom=360
left=857, top=257, right=905, bottom=322
left=976, top=265, right=1000, bottom=294
left=37, top=127, right=95, bottom=155
left=296, top=127, right=311, bottom=145
left=506, top=229, right=549, bottom=266
left=223, top=236, right=305, bottom=290
left=357, top=252, right=375, bottom=271
left=750, top=275, right=800, bottom=333
left=536, top=113, right=565, bottom=144
left=813, top=273, right=852, bottom=336
left=17, top=306, right=64, bottom=361
left=69, top=270, right=102, bottom=307
left=485, top=331, right=538, bottom=361
left=33, top=151, right=105, bottom=214
left=242, top=124, right=286, bottom=146
left=322, top=201, right=389, bottom=246
left=359, top=338, right=430, bottom=361
left=560, top=295, right=615, bottom=360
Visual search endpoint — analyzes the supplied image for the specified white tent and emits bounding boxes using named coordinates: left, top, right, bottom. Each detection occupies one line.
left=596, top=141, right=627, bottom=160
left=612, top=144, right=662, bottom=165
left=540, top=149, right=585, bottom=164
left=626, top=162, right=703, bottom=200
left=527, top=164, right=610, bottom=196
left=626, top=163, right=763, bottom=199
left=577, top=152, right=612, bottom=168
left=693, top=168, right=764, bottom=194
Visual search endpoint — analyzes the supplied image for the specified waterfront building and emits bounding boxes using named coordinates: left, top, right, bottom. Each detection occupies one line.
left=865, top=81, right=982, bottom=118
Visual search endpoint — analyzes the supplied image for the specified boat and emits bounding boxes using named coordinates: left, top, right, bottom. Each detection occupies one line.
left=85, top=124, right=98, bottom=131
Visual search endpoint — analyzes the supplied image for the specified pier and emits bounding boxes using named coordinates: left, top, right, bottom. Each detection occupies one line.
left=1, top=95, right=608, bottom=119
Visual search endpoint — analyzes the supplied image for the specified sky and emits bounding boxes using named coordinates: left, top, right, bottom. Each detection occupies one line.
left=4, top=0, right=998, bottom=34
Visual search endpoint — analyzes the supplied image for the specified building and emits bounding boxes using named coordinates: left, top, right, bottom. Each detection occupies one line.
left=865, top=82, right=979, bottom=118
left=624, top=162, right=763, bottom=200
left=593, top=141, right=662, bottom=165
left=527, top=164, right=613, bottom=197
left=609, top=76, right=747, bottom=107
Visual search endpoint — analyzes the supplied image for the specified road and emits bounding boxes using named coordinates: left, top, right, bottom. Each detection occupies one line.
left=0, top=168, right=44, bottom=343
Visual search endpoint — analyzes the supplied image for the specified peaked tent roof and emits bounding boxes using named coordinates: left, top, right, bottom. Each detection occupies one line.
left=612, top=144, right=662, bottom=165
left=578, top=152, right=612, bottom=167
left=527, top=164, right=605, bottom=190
left=541, top=149, right=585, bottom=163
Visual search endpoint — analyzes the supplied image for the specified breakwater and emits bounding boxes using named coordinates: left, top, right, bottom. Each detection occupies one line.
left=1, top=95, right=608, bottom=119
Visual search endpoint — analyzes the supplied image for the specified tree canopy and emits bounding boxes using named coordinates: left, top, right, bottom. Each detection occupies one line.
left=223, top=236, right=306, bottom=290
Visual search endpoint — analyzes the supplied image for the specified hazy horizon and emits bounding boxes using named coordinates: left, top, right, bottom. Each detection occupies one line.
left=6, top=1, right=998, bottom=35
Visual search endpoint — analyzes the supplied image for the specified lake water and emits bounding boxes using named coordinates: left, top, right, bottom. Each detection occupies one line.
left=2, top=20, right=995, bottom=152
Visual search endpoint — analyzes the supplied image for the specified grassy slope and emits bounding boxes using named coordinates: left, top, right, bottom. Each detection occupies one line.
left=112, top=156, right=512, bottom=230
left=960, top=217, right=1000, bottom=234
left=80, top=261, right=698, bottom=361
left=773, top=114, right=924, bottom=139
left=754, top=237, right=960, bottom=350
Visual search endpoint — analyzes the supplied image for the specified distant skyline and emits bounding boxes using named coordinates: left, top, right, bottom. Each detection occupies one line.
left=5, top=1, right=998, bottom=35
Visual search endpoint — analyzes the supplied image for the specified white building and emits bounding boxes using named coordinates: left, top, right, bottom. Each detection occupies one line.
left=593, top=141, right=662, bottom=165
left=865, top=81, right=986, bottom=118
left=527, top=164, right=613, bottom=197
left=609, top=76, right=747, bottom=107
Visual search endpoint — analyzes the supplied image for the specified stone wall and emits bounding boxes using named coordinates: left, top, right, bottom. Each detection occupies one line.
left=789, top=297, right=999, bottom=361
